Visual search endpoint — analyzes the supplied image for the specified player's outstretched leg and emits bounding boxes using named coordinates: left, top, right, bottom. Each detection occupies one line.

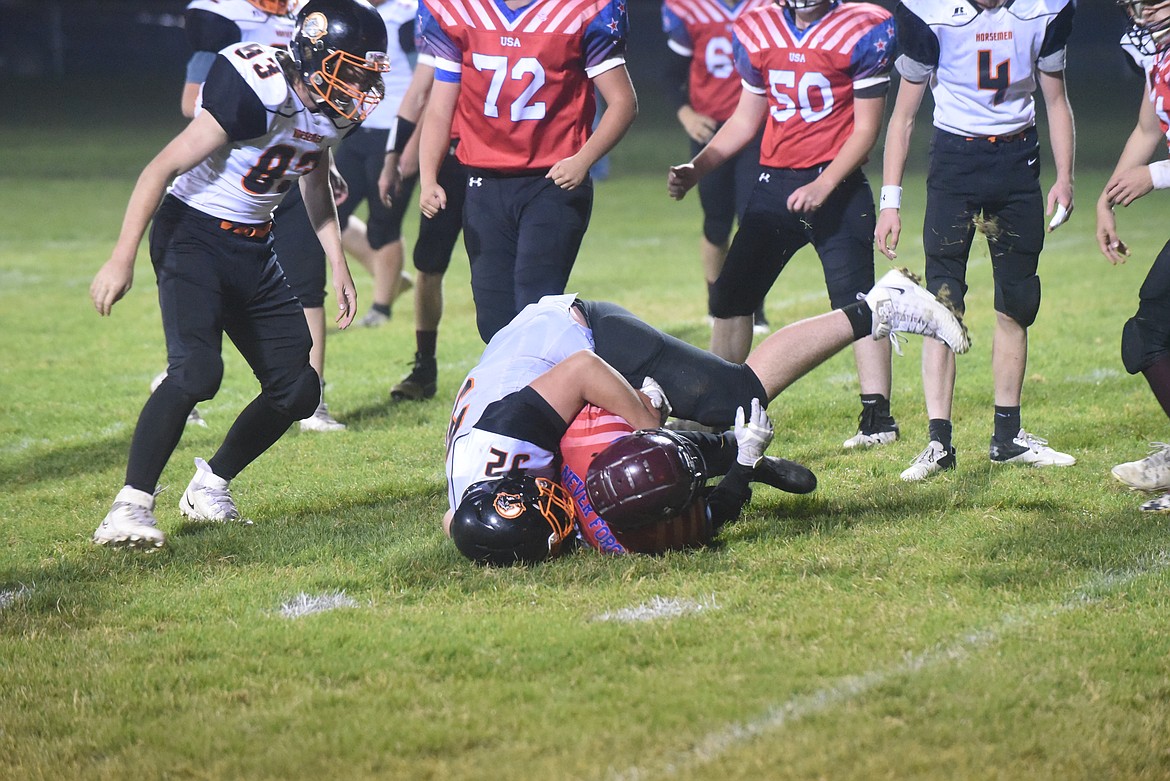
left=865, top=267, right=970, bottom=355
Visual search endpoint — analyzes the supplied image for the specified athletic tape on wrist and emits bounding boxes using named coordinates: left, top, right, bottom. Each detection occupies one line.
left=1150, top=160, right=1170, bottom=190
left=879, top=185, right=902, bottom=210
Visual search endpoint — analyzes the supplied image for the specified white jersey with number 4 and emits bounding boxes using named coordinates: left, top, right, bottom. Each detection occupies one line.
left=170, top=43, right=354, bottom=224
left=895, top=0, right=1075, bottom=137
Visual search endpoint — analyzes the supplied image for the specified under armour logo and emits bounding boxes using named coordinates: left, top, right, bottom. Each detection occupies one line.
left=469, top=177, right=484, bottom=187
left=758, top=172, right=770, bottom=183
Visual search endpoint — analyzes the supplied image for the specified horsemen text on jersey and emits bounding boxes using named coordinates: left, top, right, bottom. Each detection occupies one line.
left=169, top=43, right=355, bottom=224
left=733, top=1, right=895, bottom=171
left=895, top=0, right=1075, bottom=137
left=418, top=0, right=628, bottom=173
left=661, top=0, right=772, bottom=123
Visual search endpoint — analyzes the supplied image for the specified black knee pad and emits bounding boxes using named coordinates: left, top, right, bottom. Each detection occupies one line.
left=265, top=366, right=321, bottom=420
left=168, top=351, right=224, bottom=402
left=708, top=281, right=756, bottom=319
left=1121, top=316, right=1170, bottom=375
left=995, top=274, right=1041, bottom=328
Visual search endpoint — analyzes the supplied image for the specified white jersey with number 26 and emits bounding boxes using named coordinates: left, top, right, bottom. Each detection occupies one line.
left=895, top=0, right=1075, bottom=137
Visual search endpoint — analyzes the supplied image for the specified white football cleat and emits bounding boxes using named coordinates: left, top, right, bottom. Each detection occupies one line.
left=989, top=429, right=1076, bottom=467
left=864, top=268, right=970, bottom=355
left=299, top=402, right=346, bottom=432
left=1112, top=443, right=1170, bottom=491
left=843, top=429, right=899, bottom=449
left=93, top=487, right=166, bottom=549
left=180, top=458, right=247, bottom=523
left=900, top=440, right=956, bottom=482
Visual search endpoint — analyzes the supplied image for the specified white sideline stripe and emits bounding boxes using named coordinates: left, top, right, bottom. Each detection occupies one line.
left=2, top=424, right=129, bottom=456
left=594, top=595, right=718, bottom=623
left=279, top=591, right=359, bottom=619
left=0, top=584, right=32, bottom=611
left=609, top=551, right=1170, bottom=781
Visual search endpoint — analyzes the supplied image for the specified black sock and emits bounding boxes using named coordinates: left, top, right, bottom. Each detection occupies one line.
left=125, top=379, right=199, bottom=492
left=860, top=392, right=891, bottom=420
left=842, top=301, right=873, bottom=341
left=929, top=418, right=953, bottom=450
left=993, top=405, right=1021, bottom=442
left=371, top=303, right=391, bottom=317
left=415, top=330, right=438, bottom=359
left=208, top=395, right=296, bottom=480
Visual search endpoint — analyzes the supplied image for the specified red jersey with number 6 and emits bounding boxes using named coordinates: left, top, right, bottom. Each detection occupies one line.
left=732, top=1, right=894, bottom=170
left=661, top=0, right=771, bottom=123
left=419, top=0, right=628, bottom=173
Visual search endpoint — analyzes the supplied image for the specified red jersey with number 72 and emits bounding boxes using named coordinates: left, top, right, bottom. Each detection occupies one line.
left=419, top=0, right=628, bottom=173
left=732, top=1, right=894, bottom=170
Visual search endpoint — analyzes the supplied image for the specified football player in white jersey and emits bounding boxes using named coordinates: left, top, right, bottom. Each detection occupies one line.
left=1097, top=0, right=1170, bottom=512
left=180, top=0, right=353, bottom=431
left=874, top=0, right=1078, bottom=482
left=90, top=0, right=389, bottom=549
left=442, top=270, right=973, bottom=560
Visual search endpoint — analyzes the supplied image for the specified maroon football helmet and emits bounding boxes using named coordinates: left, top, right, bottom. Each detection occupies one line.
left=585, top=429, right=706, bottom=531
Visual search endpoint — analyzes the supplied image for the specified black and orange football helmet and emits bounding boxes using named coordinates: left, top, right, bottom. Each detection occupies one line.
left=450, top=475, right=577, bottom=566
left=291, top=0, right=390, bottom=121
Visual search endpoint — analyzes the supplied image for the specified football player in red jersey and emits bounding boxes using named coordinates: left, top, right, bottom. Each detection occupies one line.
left=662, top=0, right=772, bottom=335
left=668, top=0, right=900, bottom=451
left=414, top=0, right=638, bottom=342
left=1098, top=0, right=1170, bottom=512
left=89, top=0, right=385, bottom=549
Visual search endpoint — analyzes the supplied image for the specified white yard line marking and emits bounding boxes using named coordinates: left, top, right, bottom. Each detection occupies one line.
left=0, top=583, right=32, bottom=611
left=609, top=551, right=1170, bottom=781
left=279, top=591, right=359, bottom=619
left=594, top=595, right=718, bottom=624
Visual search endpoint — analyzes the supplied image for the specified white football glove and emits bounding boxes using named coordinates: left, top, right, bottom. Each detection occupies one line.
left=734, top=398, right=773, bottom=467
left=640, top=376, right=672, bottom=424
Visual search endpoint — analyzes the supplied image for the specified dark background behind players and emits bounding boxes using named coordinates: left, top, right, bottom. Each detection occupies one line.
left=0, top=0, right=1140, bottom=171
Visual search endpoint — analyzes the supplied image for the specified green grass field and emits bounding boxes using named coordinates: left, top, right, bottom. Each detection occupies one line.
left=2, top=77, right=1170, bottom=780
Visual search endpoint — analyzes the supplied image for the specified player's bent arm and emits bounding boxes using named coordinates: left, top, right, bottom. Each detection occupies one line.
left=1038, top=70, right=1075, bottom=212
left=181, top=82, right=202, bottom=119
left=790, top=94, right=885, bottom=212
left=91, top=111, right=230, bottom=316
left=689, top=88, right=766, bottom=179
left=527, top=351, right=660, bottom=432
left=301, top=157, right=357, bottom=327
left=1104, top=94, right=1165, bottom=209
left=419, top=79, right=458, bottom=216
left=548, top=65, right=638, bottom=189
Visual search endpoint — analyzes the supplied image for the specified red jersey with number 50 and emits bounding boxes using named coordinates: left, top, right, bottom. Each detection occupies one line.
left=661, top=0, right=771, bottom=122
left=733, top=1, right=893, bottom=170
left=420, top=0, right=628, bottom=172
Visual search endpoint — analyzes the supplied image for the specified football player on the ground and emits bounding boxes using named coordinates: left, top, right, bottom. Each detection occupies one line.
left=182, top=0, right=350, bottom=431
left=668, top=0, right=900, bottom=451
left=1097, top=0, right=1170, bottom=512
left=90, top=0, right=387, bottom=548
left=558, top=400, right=815, bottom=557
left=415, top=0, right=638, bottom=342
left=661, top=0, right=772, bottom=336
left=441, top=269, right=970, bottom=564
left=875, top=0, right=1077, bottom=481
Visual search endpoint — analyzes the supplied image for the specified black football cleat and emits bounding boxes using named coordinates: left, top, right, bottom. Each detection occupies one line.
left=753, top=456, right=817, bottom=494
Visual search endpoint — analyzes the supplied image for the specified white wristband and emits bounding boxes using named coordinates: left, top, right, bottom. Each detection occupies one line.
left=1150, top=160, right=1170, bottom=190
left=879, top=185, right=903, bottom=210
